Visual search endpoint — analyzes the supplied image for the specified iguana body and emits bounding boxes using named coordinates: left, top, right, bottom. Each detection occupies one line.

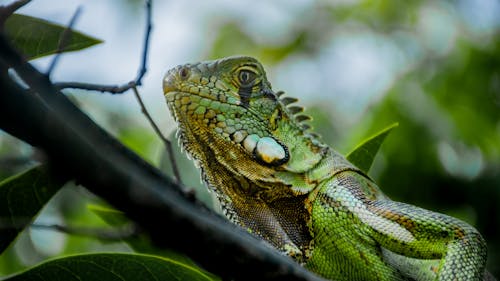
left=163, top=56, right=492, bottom=281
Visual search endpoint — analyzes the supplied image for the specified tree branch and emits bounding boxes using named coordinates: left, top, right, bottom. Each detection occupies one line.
left=31, top=223, right=139, bottom=241
left=0, top=0, right=30, bottom=27
left=54, top=0, right=152, bottom=93
left=132, top=86, right=182, bottom=184
left=0, top=33, right=324, bottom=281
left=54, top=81, right=136, bottom=94
left=46, top=6, right=82, bottom=76
left=135, top=0, right=151, bottom=86
left=49, top=0, right=181, bottom=185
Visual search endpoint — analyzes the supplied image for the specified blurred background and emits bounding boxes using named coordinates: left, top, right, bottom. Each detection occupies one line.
left=0, top=0, right=499, bottom=277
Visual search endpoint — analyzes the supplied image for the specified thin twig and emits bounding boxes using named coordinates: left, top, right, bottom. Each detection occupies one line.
left=132, top=86, right=182, bottom=184
left=55, top=0, right=152, bottom=93
left=46, top=6, right=82, bottom=76
left=54, top=81, right=136, bottom=94
left=135, top=0, right=151, bottom=86
left=31, top=223, right=139, bottom=241
left=0, top=32, right=325, bottom=280
left=53, top=1, right=183, bottom=187
left=0, top=0, right=31, bottom=26
left=0, top=155, right=33, bottom=168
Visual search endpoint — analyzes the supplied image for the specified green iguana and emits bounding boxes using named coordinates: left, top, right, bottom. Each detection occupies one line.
left=163, top=56, right=494, bottom=281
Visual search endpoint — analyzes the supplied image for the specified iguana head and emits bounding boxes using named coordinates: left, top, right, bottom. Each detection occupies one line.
left=163, top=56, right=354, bottom=256
left=163, top=56, right=326, bottom=197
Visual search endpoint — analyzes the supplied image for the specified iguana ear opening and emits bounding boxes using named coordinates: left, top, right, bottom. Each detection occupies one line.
left=235, top=133, right=289, bottom=166
left=253, top=136, right=289, bottom=166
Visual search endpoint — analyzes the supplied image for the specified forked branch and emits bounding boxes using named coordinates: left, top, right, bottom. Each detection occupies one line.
left=53, top=0, right=152, bottom=93
left=0, top=5, right=324, bottom=281
left=53, top=0, right=181, bottom=184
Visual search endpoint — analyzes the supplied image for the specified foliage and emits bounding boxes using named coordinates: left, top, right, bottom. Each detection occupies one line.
left=0, top=165, right=64, bottom=253
left=4, top=253, right=216, bottom=281
left=4, top=14, right=102, bottom=60
left=0, top=11, right=217, bottom=280
left=346, top=123, right=398, bottom=173
left=1, top=0, right=499, bottom=279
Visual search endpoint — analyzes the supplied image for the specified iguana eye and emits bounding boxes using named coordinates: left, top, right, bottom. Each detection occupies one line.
left=238, top=70, right=256, bottom=87
left=179, top=66, right=190, bottom=80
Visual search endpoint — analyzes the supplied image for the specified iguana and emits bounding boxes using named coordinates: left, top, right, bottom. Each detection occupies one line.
left=163, top=56, right=494, bottom=281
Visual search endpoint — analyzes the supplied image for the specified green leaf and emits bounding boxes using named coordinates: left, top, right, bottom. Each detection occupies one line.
left=4, top=253, right=217, bottom=281
left=346, top=123, right=399, bottom=173
left=4, top=14, right=102, bottom=60
left=0, top=165, right=66, bottom=254
left=87, top=204, right=129, bottom=227
left=87, top=204, right=221, bottom=281
left=88, top=205, right=162, bottom=253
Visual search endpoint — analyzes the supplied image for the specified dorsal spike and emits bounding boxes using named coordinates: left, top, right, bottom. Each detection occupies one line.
left=307, top=132, right=320, bottom=138
left=301, top=124, right=311, bottom=130
left=280, top=97, right=299, bottom=106
left=295, top=115, right=312, bottom=123
left=276, top=90, right=285, bottom=97
left=288, top=106, right=303, bottom=115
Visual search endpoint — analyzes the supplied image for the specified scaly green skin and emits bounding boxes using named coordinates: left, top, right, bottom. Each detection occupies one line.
left=163, top=56, right=492, bottom=281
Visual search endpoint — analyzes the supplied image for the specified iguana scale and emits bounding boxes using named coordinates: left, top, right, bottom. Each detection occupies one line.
left=163, top=56, right=493, bottom=281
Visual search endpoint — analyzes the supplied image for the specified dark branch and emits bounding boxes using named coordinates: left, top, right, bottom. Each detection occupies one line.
left=0, top=0, right=30, bottom=26
left=46, top=6, right=82, bottom=76
left=55, top=0, right=182, bottom=187
left=132, top=86, right=182, bottom=184
left=0, top=33, right=324, bottom=281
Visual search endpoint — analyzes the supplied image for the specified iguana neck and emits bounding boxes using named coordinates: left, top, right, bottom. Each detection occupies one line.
left=188, top=112, right=341, bottom=199
left=179, top=118, right=355, bottom=259
left=272, top=118, right=359, bottom=195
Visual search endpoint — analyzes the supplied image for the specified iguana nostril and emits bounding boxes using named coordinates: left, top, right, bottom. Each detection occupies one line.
left=179, top=66, right=190, bottom=80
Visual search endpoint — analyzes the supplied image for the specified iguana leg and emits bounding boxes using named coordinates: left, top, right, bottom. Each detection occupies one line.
left=369, top=198, right=487, bottom=280
left=311, top=170, right=487, bottom=281
left=307, top=172, right=407, bottom=281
